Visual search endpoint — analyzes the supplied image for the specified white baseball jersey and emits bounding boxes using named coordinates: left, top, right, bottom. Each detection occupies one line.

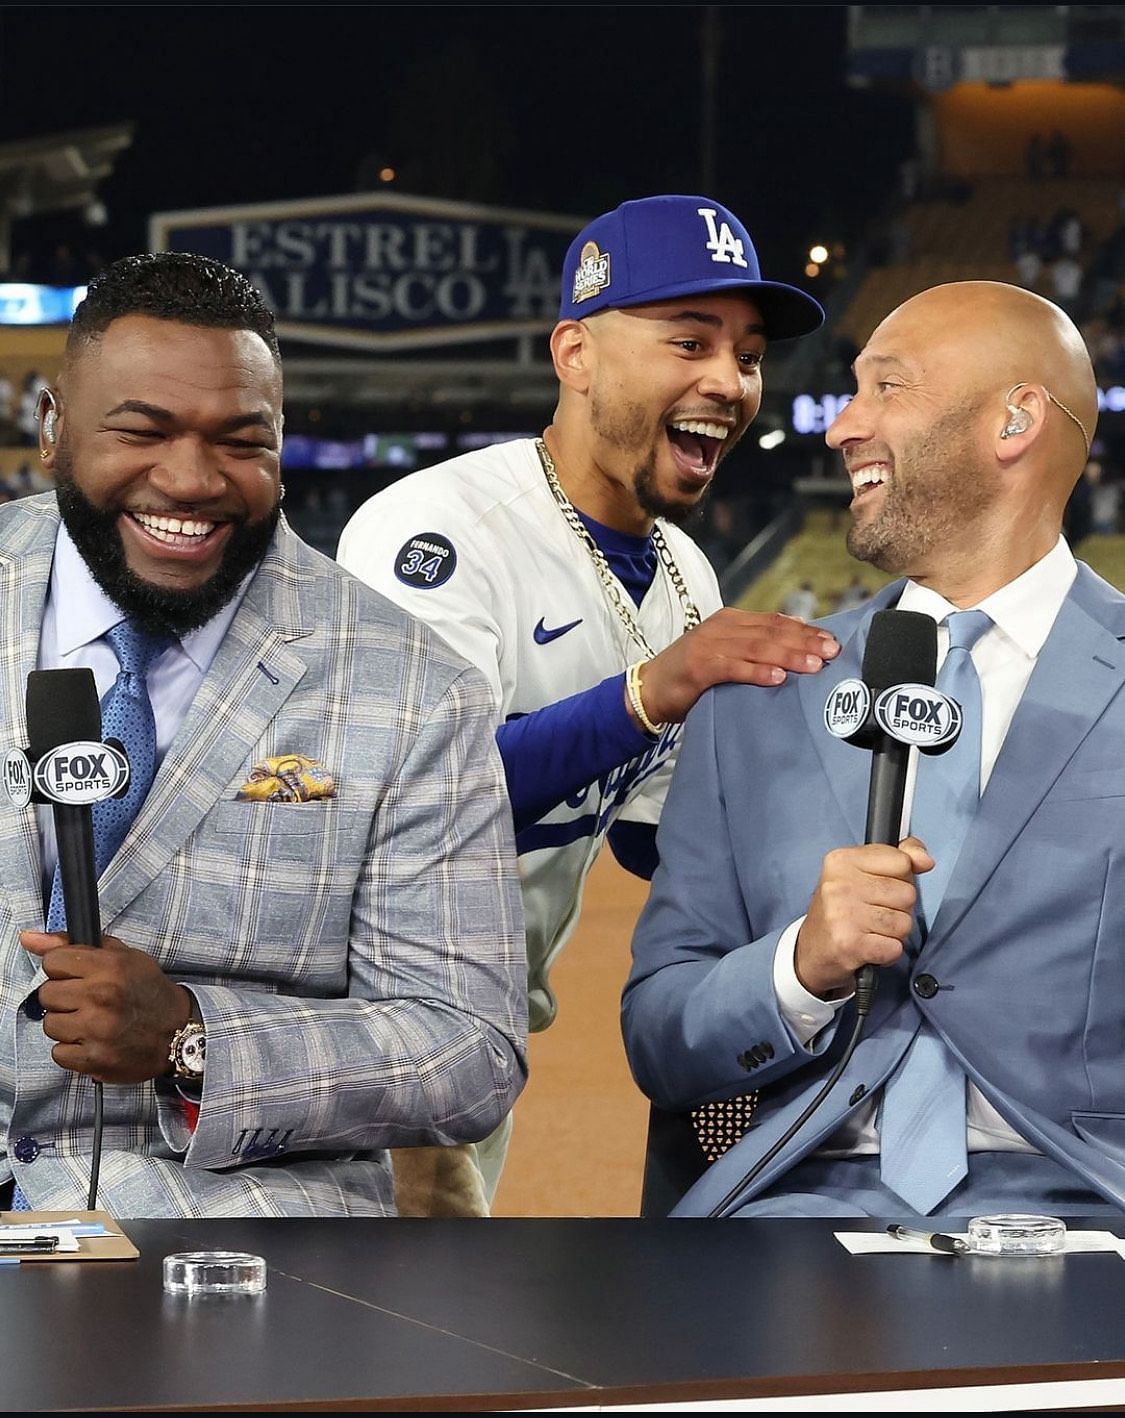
left=337, top=437, right=722, bottom=1032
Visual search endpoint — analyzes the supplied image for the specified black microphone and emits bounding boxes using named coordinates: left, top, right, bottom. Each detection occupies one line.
left=27, top=668, right=119, bottom=946
left=824, top=609, right=940, bottom=1012
left=23, top=668, right=132, bottom=1213
left=859, top=609, right=938, bottom=849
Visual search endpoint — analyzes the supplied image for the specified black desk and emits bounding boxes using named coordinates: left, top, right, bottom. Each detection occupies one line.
left=2, top=1218, right=1124, bottom=1411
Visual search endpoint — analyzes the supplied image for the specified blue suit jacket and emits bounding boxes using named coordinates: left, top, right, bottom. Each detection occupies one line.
left=623, top=566, right=1125, bottom=1216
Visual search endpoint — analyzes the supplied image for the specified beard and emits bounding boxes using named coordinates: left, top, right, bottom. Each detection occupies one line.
left=53, top=443, right=280, bottom=639
left=846, top=410, right=996, bottom=574
left=634, top=460, right=709, bottom=528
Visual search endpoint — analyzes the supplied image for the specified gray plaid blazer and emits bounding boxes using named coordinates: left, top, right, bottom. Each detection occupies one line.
left=0, top=496, right=527, bottom=1216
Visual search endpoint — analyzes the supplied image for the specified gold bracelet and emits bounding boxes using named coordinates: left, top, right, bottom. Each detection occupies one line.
left=626, top=660, right=665, bottom=737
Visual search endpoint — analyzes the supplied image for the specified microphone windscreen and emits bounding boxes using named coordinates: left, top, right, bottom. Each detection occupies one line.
left=861, top=609, right=938, bottom=695
left=26, top=668, right=102, bottom=762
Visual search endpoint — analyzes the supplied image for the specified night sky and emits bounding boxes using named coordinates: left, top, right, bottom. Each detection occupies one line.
left=0, top=5, right=917, bottom=286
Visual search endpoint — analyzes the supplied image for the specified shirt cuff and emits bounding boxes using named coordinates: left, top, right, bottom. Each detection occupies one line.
left=773, top=916, right=853, bottom=1049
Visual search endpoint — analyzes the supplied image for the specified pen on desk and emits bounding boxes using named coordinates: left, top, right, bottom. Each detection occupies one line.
left=886, top=1224, right=969, bottom=1255
left=0, top=1237, right=58, bottom=1254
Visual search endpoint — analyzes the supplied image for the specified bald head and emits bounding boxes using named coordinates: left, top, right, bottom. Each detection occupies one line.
left=867, top=281, right=1096, bottom=483
left=827, top=280, right=1099, bottom=604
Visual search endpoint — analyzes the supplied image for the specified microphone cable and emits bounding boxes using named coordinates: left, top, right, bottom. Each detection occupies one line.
left=88, top=1090, right=103, bottom=1210
left=706, top=973, right=876, bottom=1218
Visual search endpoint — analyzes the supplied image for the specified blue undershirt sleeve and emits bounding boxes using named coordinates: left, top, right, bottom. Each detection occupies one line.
left=498, top=673, right=655, bottom=834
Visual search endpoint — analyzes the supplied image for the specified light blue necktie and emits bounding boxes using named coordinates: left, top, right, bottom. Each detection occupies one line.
left=18, top=623, right=167, bottom=1211
left=45, top=620, right=169, bottom=933
left=880, top=609, right=992, bottom=1214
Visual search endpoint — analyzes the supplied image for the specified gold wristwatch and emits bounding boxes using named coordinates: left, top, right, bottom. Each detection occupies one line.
left=168, top=1021, right=206, bottom=1080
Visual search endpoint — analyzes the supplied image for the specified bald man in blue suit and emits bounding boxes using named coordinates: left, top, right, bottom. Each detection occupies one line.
left=623, top=280, right=1125, bottom=1220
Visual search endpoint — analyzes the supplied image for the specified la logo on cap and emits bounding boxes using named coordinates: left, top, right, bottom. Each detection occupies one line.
left=698, top=207, right=748, bottom=268
left=572, top=240, right=611, bottom=304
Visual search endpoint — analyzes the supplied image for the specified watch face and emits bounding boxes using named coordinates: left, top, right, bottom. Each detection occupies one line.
left=176, top=1026, right=206, bottom=1077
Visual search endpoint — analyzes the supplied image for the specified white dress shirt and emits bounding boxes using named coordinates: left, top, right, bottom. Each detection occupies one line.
left=773, top=535, right=1078, bottom=1155
left=36, top=523, right=249, bottom=887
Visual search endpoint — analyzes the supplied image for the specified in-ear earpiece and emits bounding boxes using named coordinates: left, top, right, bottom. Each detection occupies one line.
left=1001, top=404, right=1032, bottom=439
left=38, top=388, right=58, bottom=445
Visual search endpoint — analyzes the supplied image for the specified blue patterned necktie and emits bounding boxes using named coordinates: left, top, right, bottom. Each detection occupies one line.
left=23, top=622, right=168, bottom=1212
left=45, top=620, right=169, bottom=931
left=880, top=609, right=992, bottom=1214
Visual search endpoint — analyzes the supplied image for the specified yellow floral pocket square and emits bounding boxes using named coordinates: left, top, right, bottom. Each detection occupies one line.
left=236, top=753, right=337, bottom=803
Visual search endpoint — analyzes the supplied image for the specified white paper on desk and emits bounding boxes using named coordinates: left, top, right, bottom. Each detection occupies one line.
left=835, top=1229, right=1125, bottom=1258
left=0, top=1227, right=80, bottom=1251
left=0, top=1218, right=109, bottom=1237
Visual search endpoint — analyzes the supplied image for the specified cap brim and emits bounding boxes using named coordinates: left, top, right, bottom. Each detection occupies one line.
left=608, top=276, right=825, bottom=340
left=745, top=281, right=826, bottom=341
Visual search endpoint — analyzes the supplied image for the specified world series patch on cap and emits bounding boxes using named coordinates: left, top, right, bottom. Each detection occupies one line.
left=558, top=194, right=824, bottom=340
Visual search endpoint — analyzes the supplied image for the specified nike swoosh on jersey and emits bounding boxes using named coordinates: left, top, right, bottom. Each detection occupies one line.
left=533, top=616, right=584, bottom=645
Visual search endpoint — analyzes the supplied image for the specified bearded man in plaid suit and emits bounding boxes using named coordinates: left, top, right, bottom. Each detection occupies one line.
left=0, top=253, right=527, bottom=1217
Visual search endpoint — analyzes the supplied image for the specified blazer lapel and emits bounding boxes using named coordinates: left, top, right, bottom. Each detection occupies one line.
left=927, top=573, right=1125, bottom=943
left=798, top=583, right=906, bottom=847
left=97, top=524, right=315, bottom=924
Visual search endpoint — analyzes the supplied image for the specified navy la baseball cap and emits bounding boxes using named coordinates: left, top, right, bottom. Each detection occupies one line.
left=559, top=194, right=824, bottom=340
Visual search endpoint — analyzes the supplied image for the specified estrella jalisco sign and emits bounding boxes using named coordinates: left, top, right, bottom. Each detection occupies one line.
left=149, top=191, right=585, bottom=352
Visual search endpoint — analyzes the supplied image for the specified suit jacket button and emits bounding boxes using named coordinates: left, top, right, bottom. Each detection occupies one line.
left=14, top=1136, right=40, bottom=1164
left=848, top=1085, right=867, bottom=1105
left=913, top=974, right=939, bottom=999
left=737, top=1051, right=755, bottom=1071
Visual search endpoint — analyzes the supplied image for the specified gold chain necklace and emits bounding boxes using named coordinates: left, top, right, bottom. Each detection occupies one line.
left=534, top=438, right=701, bottom=661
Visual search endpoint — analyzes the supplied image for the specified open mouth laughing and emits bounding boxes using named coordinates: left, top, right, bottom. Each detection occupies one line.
left=128, top=510, right=225, bottom=551
left=849, top=460, right=891, bottom=501
left=666, top=417, right=733, bottom=484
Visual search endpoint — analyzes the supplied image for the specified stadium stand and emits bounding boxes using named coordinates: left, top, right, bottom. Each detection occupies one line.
left=837, top=176, right=1123, bottom=349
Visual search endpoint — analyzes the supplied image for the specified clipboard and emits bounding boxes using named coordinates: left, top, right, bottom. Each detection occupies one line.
left=0, top=1210, right=139, bottom=1262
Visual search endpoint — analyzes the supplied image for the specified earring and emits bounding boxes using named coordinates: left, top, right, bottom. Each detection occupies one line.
left=1001, top=405, right=1032, bottom=439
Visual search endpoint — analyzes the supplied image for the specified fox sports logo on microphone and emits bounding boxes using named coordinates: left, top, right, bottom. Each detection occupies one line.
left=823, top=678, right=872, bottom=739
left=873, top=684, right=962, bottom=748
left=32, top=741, right=130, bottom=805
left=2, top=748, right=32, bottom=808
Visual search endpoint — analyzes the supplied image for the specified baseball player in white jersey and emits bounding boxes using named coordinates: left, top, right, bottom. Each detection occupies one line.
left=338, top=194, right=837, bottom=1211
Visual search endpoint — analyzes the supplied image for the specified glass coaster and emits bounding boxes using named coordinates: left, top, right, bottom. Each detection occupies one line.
left=162, top=1250, right=267, bottom=1295
left=967, top=1213, right=1066, bottom=1257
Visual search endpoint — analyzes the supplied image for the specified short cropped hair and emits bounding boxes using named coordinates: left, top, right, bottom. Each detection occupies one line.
left=67, top=251, right=281, bottom=363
